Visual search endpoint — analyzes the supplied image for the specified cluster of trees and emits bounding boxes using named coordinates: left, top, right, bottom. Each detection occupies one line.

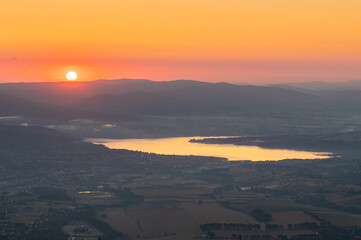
left=297, top=196, right=361, bottom=214
left=199, top=217, right=361, bottom=240
left=250, top=209, right=272, bottom=222
left=114, top=188, right=144, bottom=207
left=278, top=234, right=320, bottom=240
left=32, top=187, right=72, bottom=201
left=265, top=222, right=318, bottom=231
left=266, top=224, right=283, bottom=231
left=292, top=222, right=318, bottom=230
left=200, top=223, right=261, bottom=231
left=239, top=234, right=273, bottom=240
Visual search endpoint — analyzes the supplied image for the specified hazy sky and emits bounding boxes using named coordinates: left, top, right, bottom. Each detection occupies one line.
left=1, top=0, right=360, bottom=83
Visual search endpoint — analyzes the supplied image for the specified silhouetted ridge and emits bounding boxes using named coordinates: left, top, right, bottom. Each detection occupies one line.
left=1, top=79, right=361, bottom=118
left=79, top=83, right=321, bottom=115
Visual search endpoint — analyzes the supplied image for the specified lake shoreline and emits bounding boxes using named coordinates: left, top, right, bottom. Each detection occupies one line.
left=86, top=136, right=332, bottom=161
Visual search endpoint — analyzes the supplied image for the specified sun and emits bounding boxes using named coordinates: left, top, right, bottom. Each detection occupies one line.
left=66, top=71, right=78, bottom=81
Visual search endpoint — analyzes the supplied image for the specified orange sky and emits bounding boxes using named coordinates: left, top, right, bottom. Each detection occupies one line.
left=1, top=0, right=360, bottom=83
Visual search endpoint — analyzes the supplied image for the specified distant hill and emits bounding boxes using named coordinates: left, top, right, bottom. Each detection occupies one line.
left=1, top=79, right=360, bottom=119
left=271, top=79, right=361, bottom=92
left=76, top=82, right=324, bottom=115
left=0, top=92, right=121, bottom=121
left=0, top=79, right=208, bottom=105
left=318, top=90, right=361, bottom=109
left=0, top=124, right=77, bottom=149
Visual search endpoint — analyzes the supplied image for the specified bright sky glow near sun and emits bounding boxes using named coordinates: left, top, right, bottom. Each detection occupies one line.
left=0, top=0, right=360, bottom=83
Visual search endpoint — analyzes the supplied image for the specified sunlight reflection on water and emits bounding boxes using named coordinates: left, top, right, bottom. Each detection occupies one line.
left=86, top=136, right=333, bottom=161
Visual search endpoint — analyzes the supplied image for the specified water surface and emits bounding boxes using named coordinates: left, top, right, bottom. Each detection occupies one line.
left=87, top=136, right=332, bottom=161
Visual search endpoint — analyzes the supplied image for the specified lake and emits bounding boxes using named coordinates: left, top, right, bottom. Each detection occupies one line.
left=86, top=136, right=332, bottom=161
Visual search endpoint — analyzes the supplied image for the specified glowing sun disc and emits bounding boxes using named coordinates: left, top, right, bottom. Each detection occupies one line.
left=66, top=71, right=78, bottom=81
